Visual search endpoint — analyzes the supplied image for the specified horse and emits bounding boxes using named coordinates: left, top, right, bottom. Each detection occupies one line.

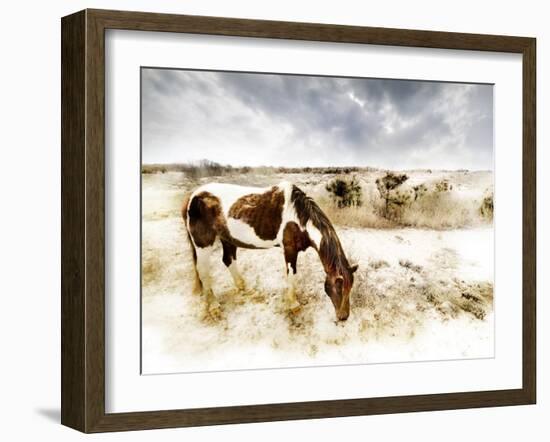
left=181, top=181, right=358, bottom=321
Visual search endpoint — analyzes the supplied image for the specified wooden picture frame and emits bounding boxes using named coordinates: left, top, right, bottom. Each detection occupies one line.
left=61, top=8, right=536, bottom=433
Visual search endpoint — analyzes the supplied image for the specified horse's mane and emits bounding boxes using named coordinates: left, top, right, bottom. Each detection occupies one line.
left=290, top=185, right=350, bottom=272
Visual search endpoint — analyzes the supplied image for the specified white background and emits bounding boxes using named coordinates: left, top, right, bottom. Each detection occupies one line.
left=0, top=0, right=547, bottom=440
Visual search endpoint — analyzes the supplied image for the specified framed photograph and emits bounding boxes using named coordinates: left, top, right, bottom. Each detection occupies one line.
left=61, top=9, right=536, bottom=433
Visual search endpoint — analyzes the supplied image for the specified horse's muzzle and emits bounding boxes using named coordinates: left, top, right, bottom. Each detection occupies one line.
left=337, top=310, right=350, bottom=321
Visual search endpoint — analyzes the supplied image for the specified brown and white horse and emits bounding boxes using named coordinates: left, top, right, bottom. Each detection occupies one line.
left=182, top=181, right=357, bottom=321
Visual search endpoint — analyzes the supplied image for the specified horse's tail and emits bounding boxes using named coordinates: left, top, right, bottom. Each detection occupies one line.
left=182, top=192, right=202, bottom=295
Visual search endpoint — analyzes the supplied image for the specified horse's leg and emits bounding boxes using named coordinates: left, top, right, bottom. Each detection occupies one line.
left=282, top=222, right=311, bottom=313
left=283, top=243, right=301, bottom=314
left=221, top=239, right=245, bottom=291
left=186, top=232, right=202, bottom=295
left=195, top=244, right=220, bottom=317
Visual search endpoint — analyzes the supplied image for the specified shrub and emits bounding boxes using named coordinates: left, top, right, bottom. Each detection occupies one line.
left=325, top=176, right=363, bottom=208
left=434, top=179, right=453, bottom=192
left=480, top=193, right=494, bottom=220
left=413, top=183, right=428, bottom=199
left=375, top=172, right=409, bottom=219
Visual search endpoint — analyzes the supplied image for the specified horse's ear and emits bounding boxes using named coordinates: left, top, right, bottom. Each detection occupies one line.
left=350, top=264, right=359, bottom=274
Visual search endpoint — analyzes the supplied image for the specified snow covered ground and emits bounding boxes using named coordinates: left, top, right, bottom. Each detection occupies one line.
left=141, top=169, right=494, bottom=374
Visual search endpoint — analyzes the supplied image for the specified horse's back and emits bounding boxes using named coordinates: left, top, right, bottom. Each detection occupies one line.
left=186, top=181, right=293, bottom=248
left=190, top=181, right=291, bottom=216
left=194, top=182, right=265, bottom=210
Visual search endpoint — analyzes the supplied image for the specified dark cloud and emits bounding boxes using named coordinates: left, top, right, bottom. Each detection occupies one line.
left=141, top=68, right=493, bottom=170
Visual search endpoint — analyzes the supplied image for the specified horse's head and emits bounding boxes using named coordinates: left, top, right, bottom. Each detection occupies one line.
left=324, top=264, right=358, bottom=321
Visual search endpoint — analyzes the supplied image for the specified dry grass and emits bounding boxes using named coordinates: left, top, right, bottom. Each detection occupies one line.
left=398, top=259, right=423, bottom=273
left=399, top=190, right=484, bottom=229
left=308, top=171, right=493, bottom=230
left=369, top=259, right=390, bottom=270
left=318, top=198, right=393, bottom=229
left=142, top=223, right=494, bottom=373
left=142, top=254, right=162, bottom=285
left=314, top=180, right=392, bottom=229
left=141, top=169, right=494, bottom=373
left=141, top=165, right=493, bottom=230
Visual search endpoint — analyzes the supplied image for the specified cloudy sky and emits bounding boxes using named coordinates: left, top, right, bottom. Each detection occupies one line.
left=141, top=68, right=493, bottom=170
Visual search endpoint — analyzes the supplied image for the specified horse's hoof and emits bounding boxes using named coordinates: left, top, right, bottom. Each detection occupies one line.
left=288, top=302, right=302, bottom=314
left=208, top=303, right=222, bottom=319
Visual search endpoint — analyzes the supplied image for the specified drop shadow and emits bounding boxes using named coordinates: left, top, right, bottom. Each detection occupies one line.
left=35, top=408, right=60, bottom=423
